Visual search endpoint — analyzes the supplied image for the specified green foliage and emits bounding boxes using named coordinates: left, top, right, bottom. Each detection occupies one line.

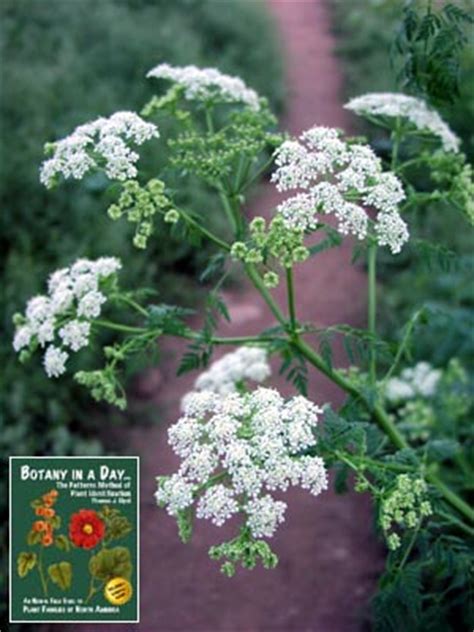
left=393, top=1, right=473, bottom=105
left=47, top=561, right=72, bottom=591
left=209, top=527, right=278, bottom=577
left=88, top=546, right=132, bottom=582
left=17, top=552, right=37, bottom=578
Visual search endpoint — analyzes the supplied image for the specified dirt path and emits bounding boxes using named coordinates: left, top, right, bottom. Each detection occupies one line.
left=57, top=1, right=384, bottom=630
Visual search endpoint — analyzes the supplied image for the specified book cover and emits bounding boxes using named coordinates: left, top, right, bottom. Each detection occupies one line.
left=9, top=456, right=139, bottom=623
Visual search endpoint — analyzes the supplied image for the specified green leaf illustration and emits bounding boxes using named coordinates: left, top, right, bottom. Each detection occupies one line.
left=89, top=546, right=132, bottom=581
left=27, top=530, right=42, bottom=546
left=99, top=506, right=133, bottom=542
left=48, top=562, right=72, bottom=590
left=55, top=534, right=71, bottom=551
left=17, top=551, right=37, bottom=578
left=50, top=515, right=61, bottom=530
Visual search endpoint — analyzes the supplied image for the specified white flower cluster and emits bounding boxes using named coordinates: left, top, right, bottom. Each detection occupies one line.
left=345, top=93, right=460, bottom=153
left=156, top=387, right=328, bottom=539
left=13, top=257, right=121, bottom=377
left=40, top=111, right=159, bottom=187
left=384, top=362, right=442, bottom=404
left=272, top=126, right=409, bottom=254
left=146, top=63, right=261, bottom=111
left=182, top=347, right=271, bottom=407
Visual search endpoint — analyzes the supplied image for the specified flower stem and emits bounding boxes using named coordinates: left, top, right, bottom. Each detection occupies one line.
left=286, top=267, right=297, bottom=335
left=38, top=546, right=48, bottom=597
left=367, top=243, right=378, bottom=385
left=245, top=264, right=286, bottom=326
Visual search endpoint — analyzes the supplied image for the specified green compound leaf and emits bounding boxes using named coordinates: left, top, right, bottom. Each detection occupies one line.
left=48, top=561, right=72, bottom=590
left=17, top=551, right=37, bottom=578
left=89, top=546, right=132, bottom=582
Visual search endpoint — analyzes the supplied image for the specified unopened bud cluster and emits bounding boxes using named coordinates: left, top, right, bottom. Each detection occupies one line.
left=107, top=179, right=174, bottom=248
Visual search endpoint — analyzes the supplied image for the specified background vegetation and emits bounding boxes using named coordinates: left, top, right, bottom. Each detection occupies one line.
left=330, top=0, right=474, bottom=372
left=0, top=0, right=283, bottom=618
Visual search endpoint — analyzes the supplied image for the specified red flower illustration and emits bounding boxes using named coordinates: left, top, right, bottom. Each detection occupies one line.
left=69, top=509, right=105, bottom=549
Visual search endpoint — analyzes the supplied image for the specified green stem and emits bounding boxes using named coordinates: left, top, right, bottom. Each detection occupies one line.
left=38, top=546, right=48, bottom=597
left=285, top=267, right=297, bottom=335
left=115, top=295, right=149, bottom=317
left=177, top=205, right=231, bottom=251
left=94, top=320, right=148, bottom=334
left=367, top=243, right=378, bottom=385
left=391, top=118, right=402, bottom=170
left=428, top=473, right=474, bottom=522
left=245, top=264, right=286, bottom=326
left=218, top=190, right=239, bottom=235
left=396, top=522, right=421, bottom=575
left=437, top=509, right=474, bottom=538
left=205, top=107, right=214, bottom=134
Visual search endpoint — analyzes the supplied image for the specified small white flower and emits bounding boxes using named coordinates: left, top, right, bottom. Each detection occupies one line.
left=147, top=63, right=261, bottom=111
left=13, top=256, right=122, bottom=378
left=188, top=346, right=271, bottom=403
left=59, top=320, right=91, bottom=351
left=179, top=445, right=218, bottom=484
left=245, top=495, right=287, bottom=538
left=13, top=325, right=34, bottom=352
left=155, top=473, right=195, bottom=516
left=40, top=112, right=159, bottom=187
left=43, top=345, right=68, bottom=378
left=298, top=456, right=329, bottom=496
left=26, top=296, right=52, bottom=325
left=196, top=484, right=239, bottom=526
left=271, top=126, right=409, bottom=254
left=37, top=320, right=55, bottom=347
left=345, top=93, right=460, bottom=153
left=77, top=290, right=106, bottom=319
left=384, top=361, right=442, bottom=403
left=158, top=387, right=327, bottom=540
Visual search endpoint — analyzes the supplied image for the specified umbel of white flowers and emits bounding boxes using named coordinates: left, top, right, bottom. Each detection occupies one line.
left=12, top=257, right=122, bottom=377
left=272, top=126, right=409, bottom=254
left=384, top=362, right=442, bottom=404
left=40, top=112, right=159, bottom=188
left=156, top=387, right=328, bottom=539
left=181, top=347, right=271, bottom=409
left=146, top=63, right=261, bottom=111
left=345, top=93, right=460, bottom=153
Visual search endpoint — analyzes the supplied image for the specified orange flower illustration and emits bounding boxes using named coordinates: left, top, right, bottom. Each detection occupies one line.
left=69, top=509, right=105, bottom=549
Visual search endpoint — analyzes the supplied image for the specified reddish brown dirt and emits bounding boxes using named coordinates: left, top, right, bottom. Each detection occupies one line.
left=53, top=1, right=384, bottom=630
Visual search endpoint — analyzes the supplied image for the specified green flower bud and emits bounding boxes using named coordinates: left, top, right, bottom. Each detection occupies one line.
left=292, top=246, right=310, bottom=262
left=250, top=217, right=266, bottom=234
left=164, top=209, right=180, bottom=224
left=387, top=533, right=401, bottom=551
left=231, top=241, right=248, bottom=260
left=107, top=204, right=122, bottom=220
left=263, top=271, right=279, bottom=288
left=244, top=249, right=263, bottom=264
left=133, top=234, right=148, bottom=249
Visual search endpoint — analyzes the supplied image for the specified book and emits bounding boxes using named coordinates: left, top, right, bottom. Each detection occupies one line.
left=9, top=456, right=139, bottom=623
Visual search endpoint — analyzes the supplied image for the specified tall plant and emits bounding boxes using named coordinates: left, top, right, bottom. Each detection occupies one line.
left=13, top=62, right=473, bottom=628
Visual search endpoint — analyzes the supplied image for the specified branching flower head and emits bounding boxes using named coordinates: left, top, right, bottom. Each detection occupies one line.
left=13, top=257, right=122, bottom=377
left=156, top=387, right=328, bottom=549
left=345, top=93, right=460, bottom=153
left=40, top=111, right=159, bottom=188
left=271, top=126, right=409, bottom=254
left=381, top=475, right=432, bottom=550
left=146, top=63, right=261, bottom=111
